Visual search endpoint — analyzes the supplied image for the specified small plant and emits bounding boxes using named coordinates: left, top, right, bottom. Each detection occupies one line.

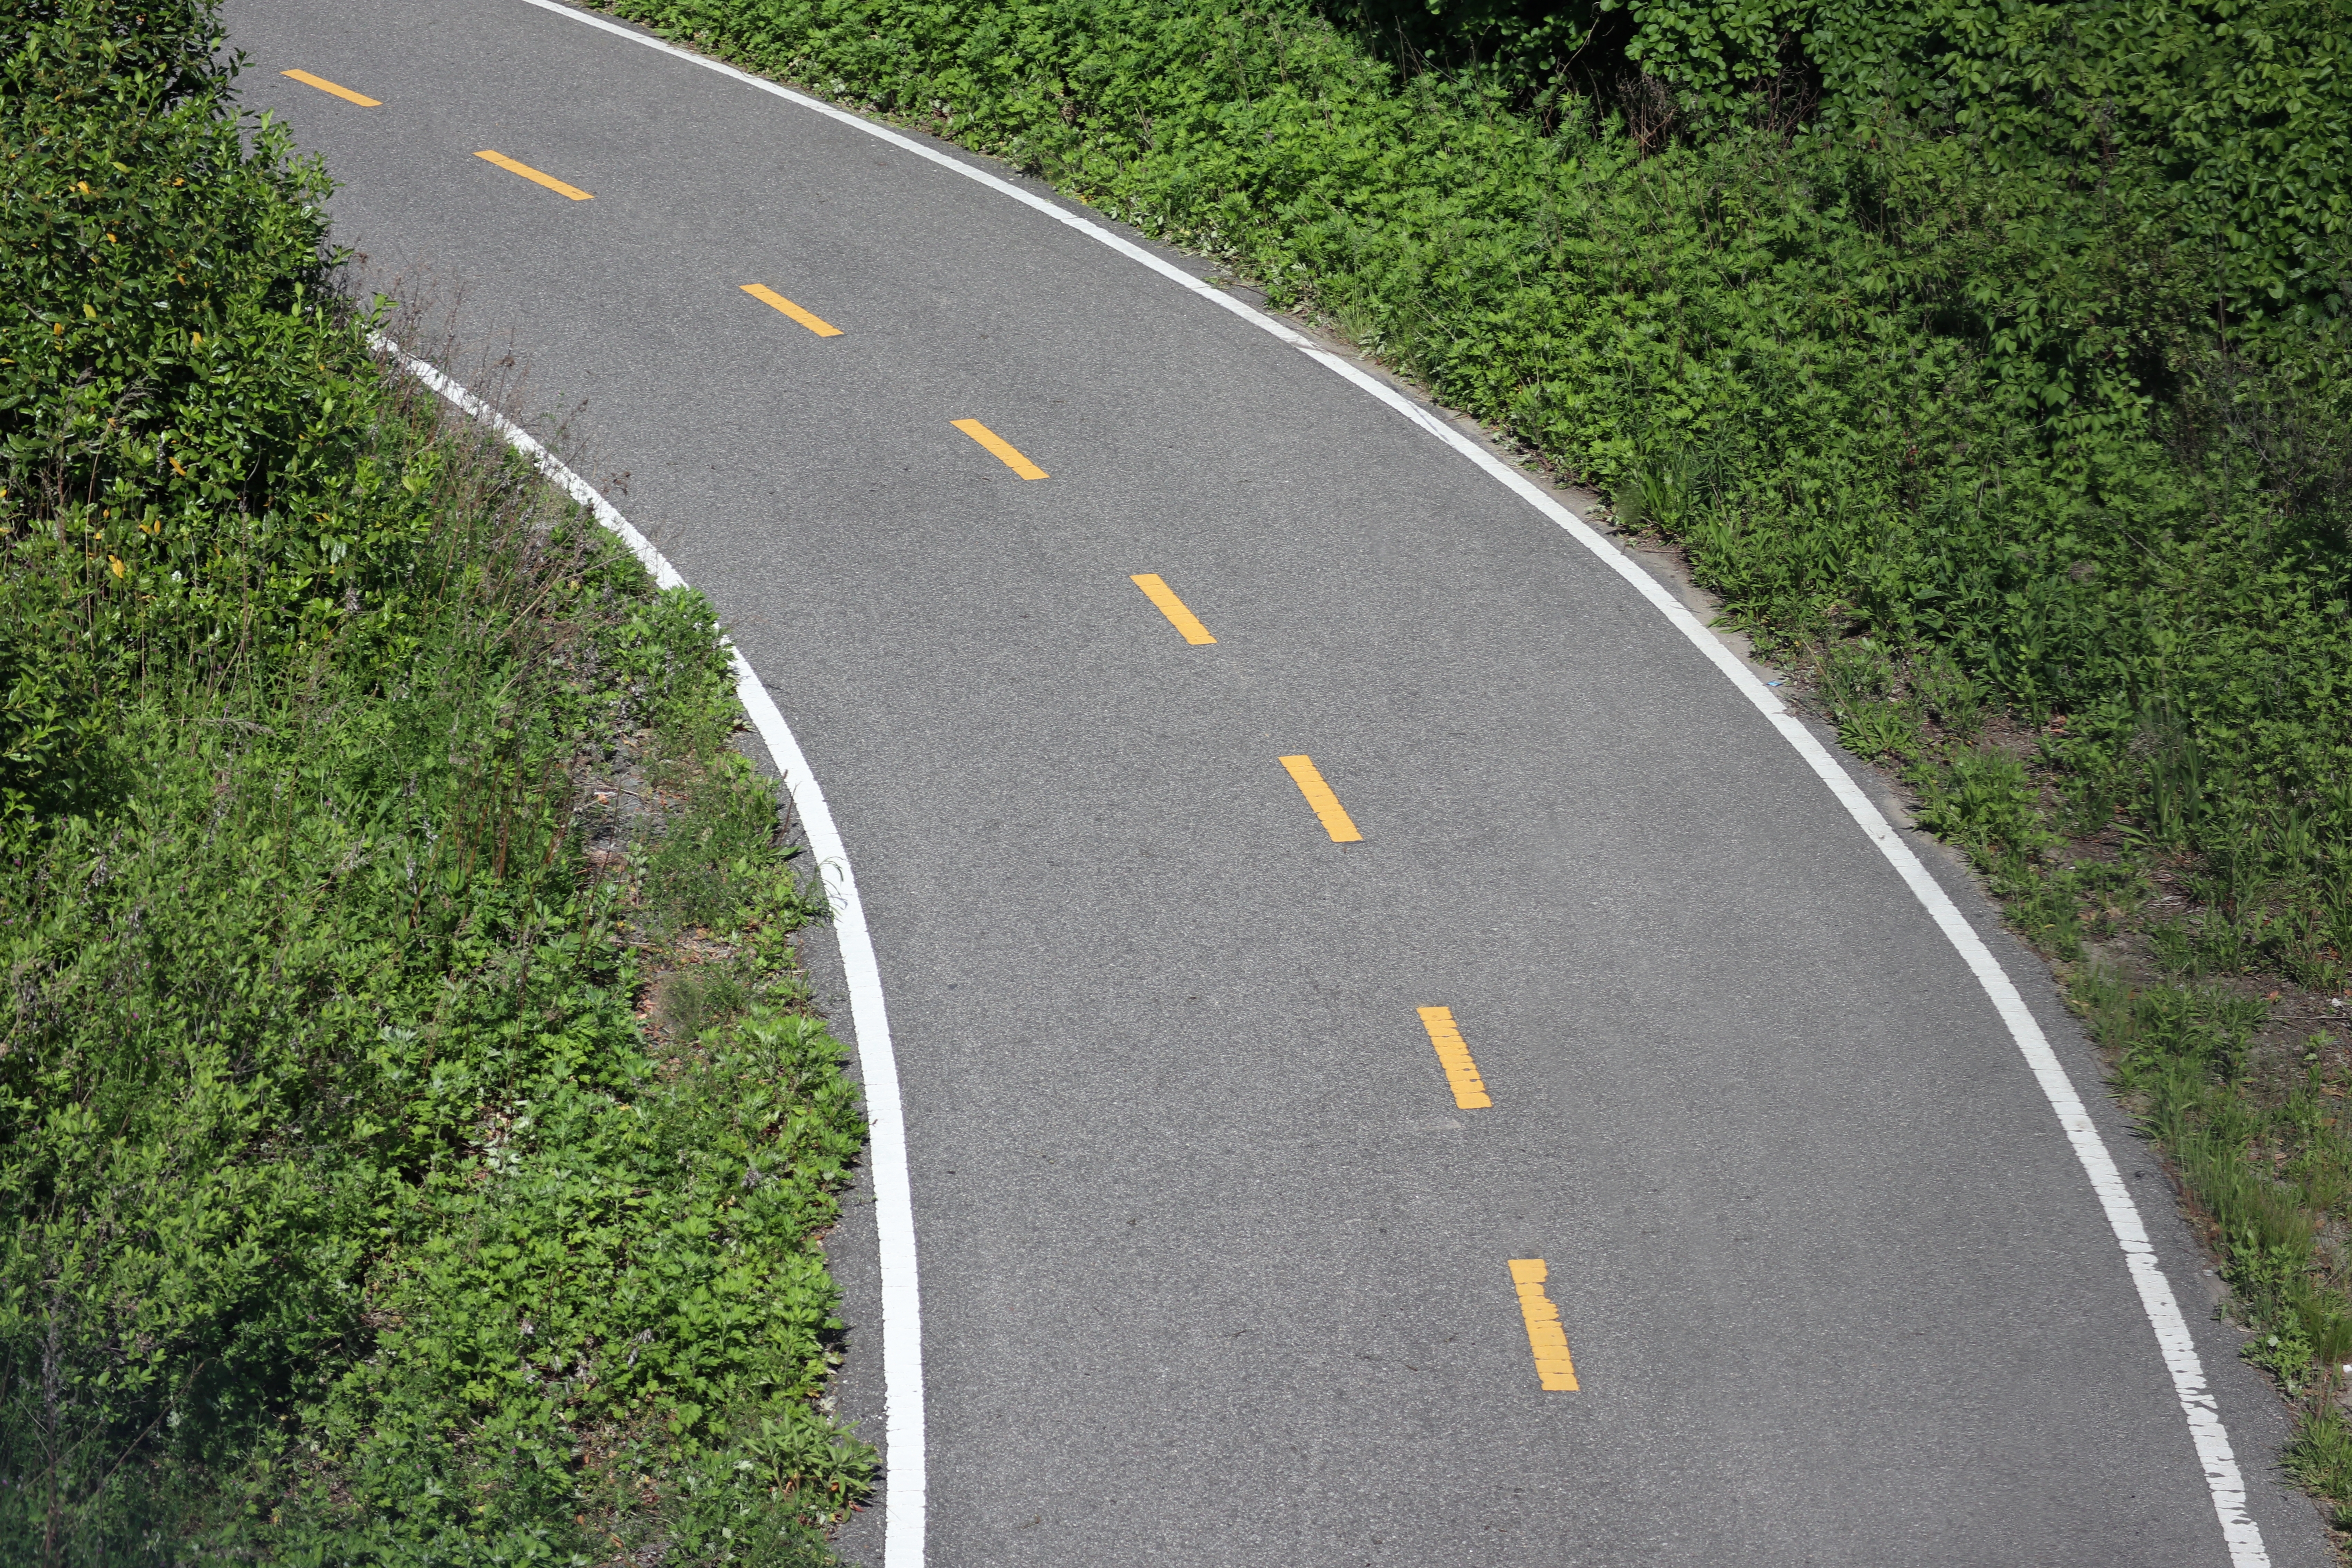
left=1815, top=638, right=1895, bottom=716
left=1619, top=448, right=1697, bottom=533
left=2286, top=1404, right=2352, bottom=1529
left=1836, top=699, right=1922, bottom=763
left=1914, top=747, right=2058, bottom=866
left=1909, top=647, right=1985, bottom=740
left=658, top=964, right=751, bottom=1040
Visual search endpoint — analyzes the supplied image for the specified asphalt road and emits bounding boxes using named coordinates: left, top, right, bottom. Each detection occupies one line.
left=224, top=4, right=2334, bottom=1563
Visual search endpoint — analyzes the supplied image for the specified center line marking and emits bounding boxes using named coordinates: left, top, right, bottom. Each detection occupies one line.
left=1509, top=1259, right=1580, bottom=1390
left=742, top=284, right=843, bottom=336
left=1129, top=574, right=1216, bottom=644
left=474, top=150, right=594, bottom=201
left=1417, top=1006, right=1492, bottom=1108
left=282, top=69, right=381, bottom=106
left=952, top=419, right=1048, bottom=479
left=1278, top=755, right=1362, bottom=842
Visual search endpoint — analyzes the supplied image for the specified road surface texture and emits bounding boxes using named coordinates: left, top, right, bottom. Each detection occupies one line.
left=225, top=4, right=2333, bottom=1563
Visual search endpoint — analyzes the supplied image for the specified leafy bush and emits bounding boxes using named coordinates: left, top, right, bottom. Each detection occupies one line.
left=0, top=0, right=443, bottom=825
left=0, top=4, right=871, bottom=1561
left=1616, top=0, right=2352, bottom=324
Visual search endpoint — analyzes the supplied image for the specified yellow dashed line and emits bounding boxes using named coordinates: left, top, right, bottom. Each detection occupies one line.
left=474, top=149, right=593, bottom=201
left=741, top=284, right=843, bottom=337
left=1278, top=755, right=1362, bottom=843
left=1417, top=1006, right=1492, bottom=1109
left=282, top=69, right=380, bottom=107
left=1130, top=573, right=1216, bottom=644
left=1509, top=1259, right=1579, bottom=1390
left=953, top=418, right=1047, bottom=479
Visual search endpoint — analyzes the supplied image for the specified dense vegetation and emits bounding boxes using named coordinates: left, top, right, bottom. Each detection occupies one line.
left=0, top=3, right=872, bottom=1561
left=599, top=0, right=2352, bottom=1521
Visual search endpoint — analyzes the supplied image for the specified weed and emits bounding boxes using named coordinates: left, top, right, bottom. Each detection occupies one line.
left=2289, top=1405, right=2352, bottom=1530
left=1836, top=699, right=1921, bottom=764
left=659, top=963, right=753, bottom=1040
left=1909, top=647, right=1985, bottom=741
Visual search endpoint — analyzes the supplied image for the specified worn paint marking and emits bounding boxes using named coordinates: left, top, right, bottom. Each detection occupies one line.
left=1418, top=1006, right=1492, bottom=1109
left=1509, top=1259, right=1579, bottom=1391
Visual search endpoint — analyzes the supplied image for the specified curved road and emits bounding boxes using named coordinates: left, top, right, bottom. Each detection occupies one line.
left=228, top=4, right=2328, bottom=1563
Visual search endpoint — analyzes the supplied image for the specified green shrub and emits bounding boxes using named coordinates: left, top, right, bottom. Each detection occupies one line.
left=1617, top=0, right=2352, bottom=326
left=0, top=0, right=449, bottom=826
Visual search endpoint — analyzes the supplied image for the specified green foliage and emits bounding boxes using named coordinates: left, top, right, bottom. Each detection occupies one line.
left=0, top=4, right=871, bottom=1561
left=1615, top=0, right=2352, bottom=324
left=1913, top=744, right=2053, bottom=858
left=2288, top=1402, right=2352, bottom=1529
left=1319, top=0, right=1623, bottom=111
left=1, top=558, right=872, bottom=1561
left=0, top=0, right=446, bottom=826
left=1907, top=646, right=1984, bottom=740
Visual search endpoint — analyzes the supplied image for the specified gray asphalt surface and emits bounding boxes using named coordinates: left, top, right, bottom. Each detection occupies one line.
left=224, top=4, right=2334, bottom=1563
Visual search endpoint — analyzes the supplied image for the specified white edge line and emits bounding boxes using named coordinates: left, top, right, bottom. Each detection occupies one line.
left=483, top=8, right=2270, bottom=1561
left=371, top=333, right=929, bottom=1567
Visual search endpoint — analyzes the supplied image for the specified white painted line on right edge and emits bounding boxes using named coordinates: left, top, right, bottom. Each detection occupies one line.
left=490, top=7, right=2271, bottom=1561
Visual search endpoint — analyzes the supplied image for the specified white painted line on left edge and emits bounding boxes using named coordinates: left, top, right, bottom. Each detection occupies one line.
left=374, top=333, right=928, bottom=1565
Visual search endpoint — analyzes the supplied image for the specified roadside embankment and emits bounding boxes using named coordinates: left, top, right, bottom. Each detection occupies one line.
left=1, top=4, right=871, bottom=1561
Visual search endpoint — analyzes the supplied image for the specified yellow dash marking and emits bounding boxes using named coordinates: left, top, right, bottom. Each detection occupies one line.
left=1417, top=1006, right=1492, bottom=1109
left=741, top=284, right=843, bottom=337
left=474, top=150, right=593, bottom=201
left=1129, top=574, right=1216, bottom=644
left=282, top=69, right=380, bottom=107
left=1278, top=755, right=1362, bottom=843
left=952, top=418, right=1048, bottom=480
left=1509, top=1259, right=1580, bottom=1391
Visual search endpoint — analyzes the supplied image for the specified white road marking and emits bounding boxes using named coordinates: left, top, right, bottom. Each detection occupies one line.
left=375, top=334, right=927, bottom=1563
left=486, top=7, right=2272, bottom=1560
